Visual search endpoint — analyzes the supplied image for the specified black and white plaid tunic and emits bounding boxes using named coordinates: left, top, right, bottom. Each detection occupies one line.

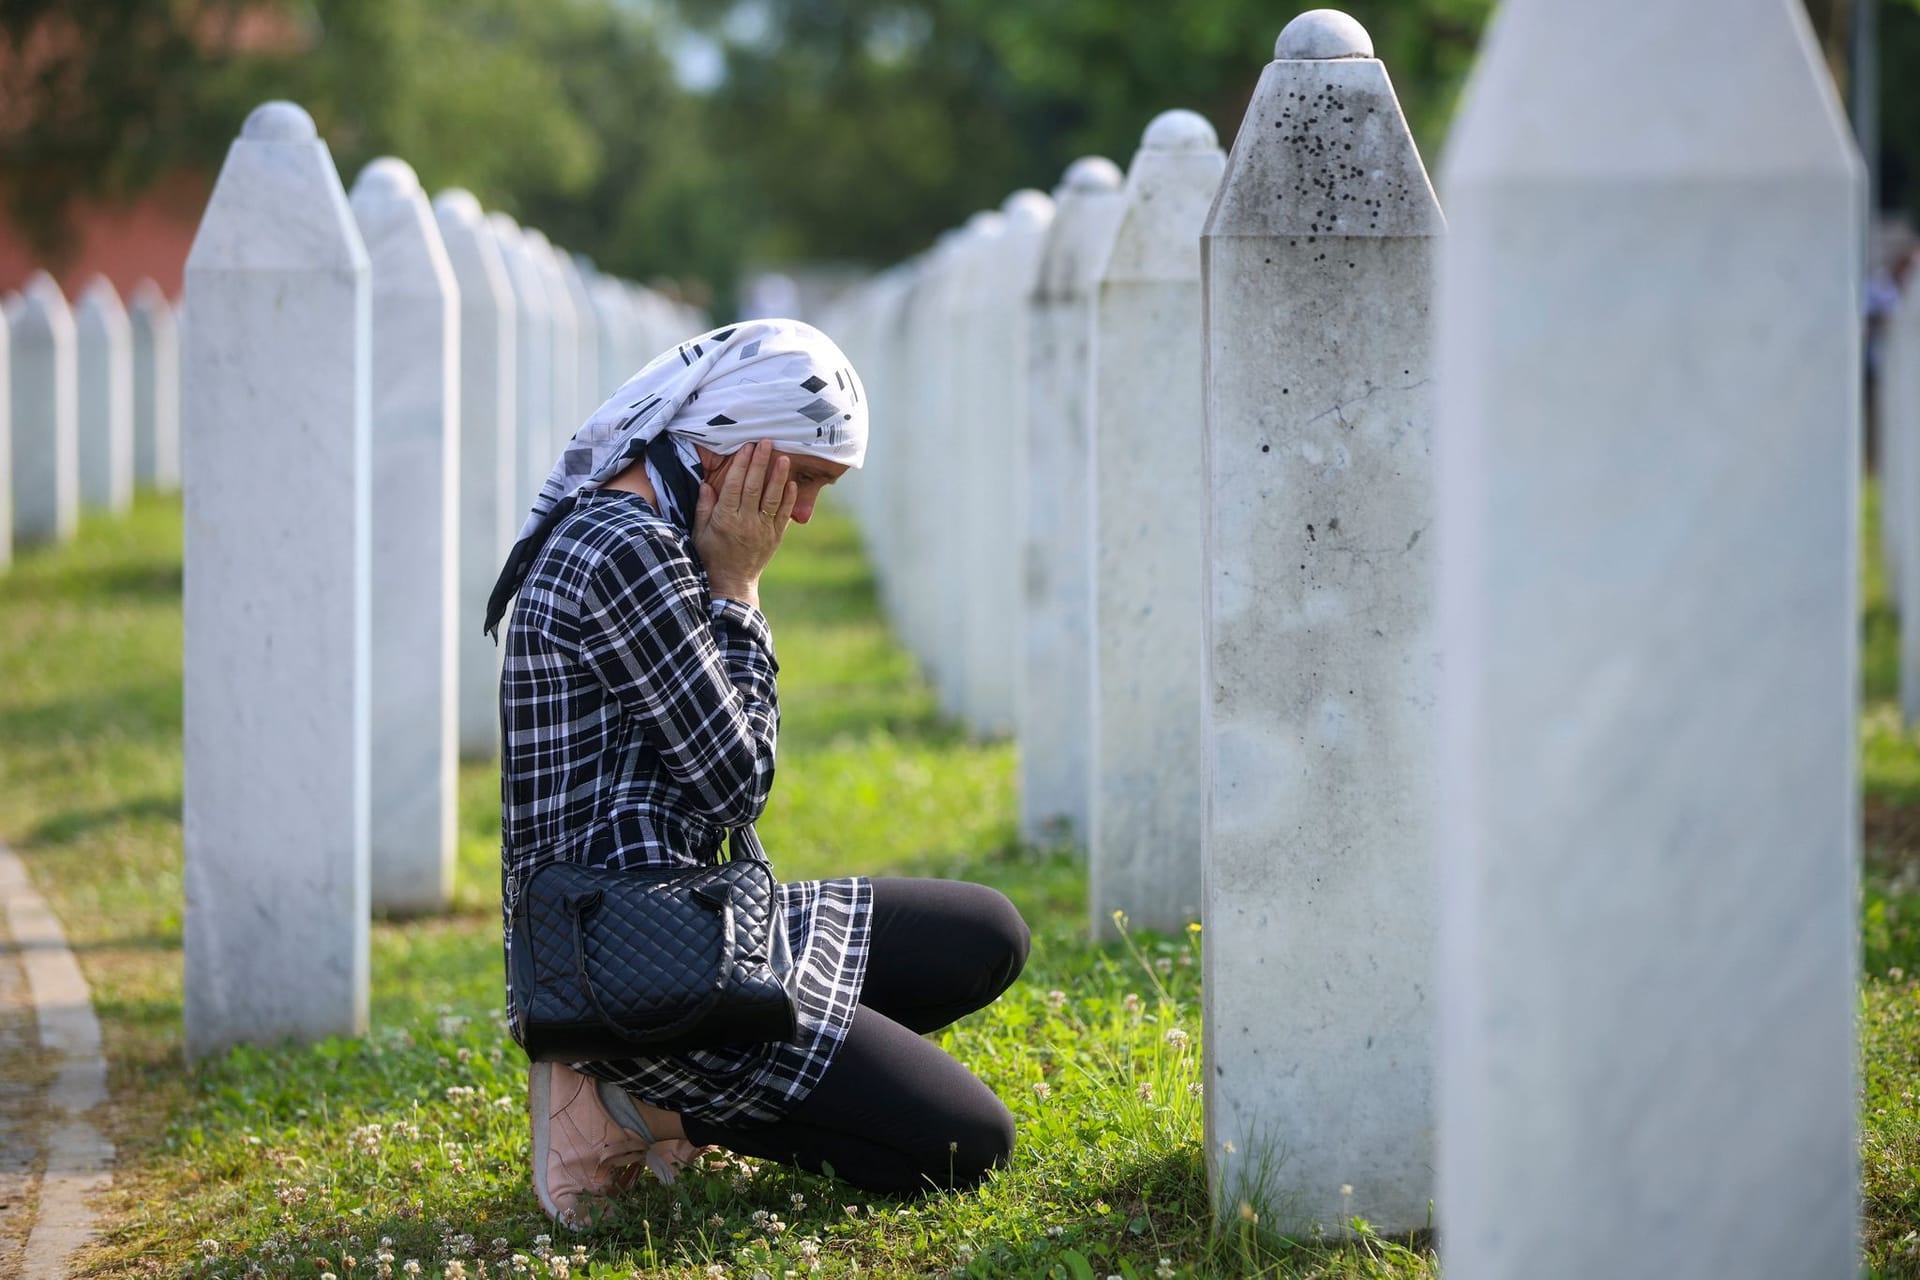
left=500, top=487, right=872, bottom=1126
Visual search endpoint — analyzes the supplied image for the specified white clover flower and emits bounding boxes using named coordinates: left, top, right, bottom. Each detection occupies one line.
left=445, top=1263, right=469, bottom=1280
left=1187, top=1082, right=1203, bottom=1099
left=790, top=1192, right=806, bottom=1210
left=1164, top=1027, right=1190, bottom=1050
left=1137, top=1081, right=1154, bottom=1101
left=1155, top=957, right=1173, bottom=975
left=706, top=1266, right=726, bottom=1280
left=709, top=1213, right=726, bottom=1229
left=1032, top=1081, right=1052, bottom=1099
left=1045, top=1226, right=1064, bottom=1240
left=1156, top=1259, right=1175, bottom=1280
left=200, top=1240, right=221, bottom=1257
left=403, top=1262, right=423, bottom=1277
left=1123, top=993, right=1144, bottom=1016
left=1046, top=990, right=1067, bottom=1010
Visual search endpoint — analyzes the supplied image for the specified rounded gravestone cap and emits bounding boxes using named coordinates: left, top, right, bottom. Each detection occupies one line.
left=1061, top=156, right=1124, bottom=194
left=965, top=210, right=1007, bottom=237
left=79, top=275, right=120, bottom=306
left=1275, top=9, right=1374, bottom=60
left=351, top=156, right=421, bottom=199
left=1142, top=109, right=1218, bottom=151
left=1001, top=188, right=1054, bottom=231
left=242, top=100, right=318, bottom=142
left=131, top=278, right=167, bottom=307
left=433, top=188, right=485, bottom=224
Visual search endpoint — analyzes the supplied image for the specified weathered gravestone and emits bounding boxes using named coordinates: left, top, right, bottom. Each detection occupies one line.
left=1199, top=10, right=1442, bottom=1233
left=434, top=189, right=518, bottom=760
left=183, top=101, right=370, bottom=1057
left=1022, top=157, right=1125, bottom=848
left=1089, top=110, right=1223, bottom=940
left=1434, top=0, right=1861, bottom=1274
left=129, top=281, right=181, bottom=491
left=10, top=273, right=79, bottom=546
left=75, top=278, right=134, bottom=514
left=487, top=213, right=555, bottom=517
left=349, top=157, right=459, bottom=917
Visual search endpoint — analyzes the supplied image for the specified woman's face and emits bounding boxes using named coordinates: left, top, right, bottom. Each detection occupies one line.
left=701, top=445, right=850, bottom=524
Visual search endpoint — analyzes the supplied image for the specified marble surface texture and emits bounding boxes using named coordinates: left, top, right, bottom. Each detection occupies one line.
left=436, top=189, right=518, bottom=760
left=182, top=100, right=371, bottom=1058
left=350, top=157, right=460, bottom=917
left=1890, top=280, right=1920, bottom=723
left=74, top=278, right=134, bottom=514
left=1088, top=111, right=1222, bottom=941
left=129, top=281, right=181, bottom=491
left=1434, top=1, right=1863, bottom=1275
left=1021, top=157, right=1125, bottom=848
left=10, top=273, right=79, bottom=546
left=1200, top=24, right=1444, bottom=1235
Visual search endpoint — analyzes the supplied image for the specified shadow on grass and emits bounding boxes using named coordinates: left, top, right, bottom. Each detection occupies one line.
left=25, top=792, right=180, bottom=845
left=0, top=677, right=182, bottom=747
left=0, top=560, right=184, bottom=605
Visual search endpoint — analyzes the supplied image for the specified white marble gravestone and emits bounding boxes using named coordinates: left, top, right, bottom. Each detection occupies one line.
left=487, top=213, right=555, bottom=515
left=1088, top=110, right=1223, bottom=940
left=1887, top=277, right=1920, bottom=722
left=129, top=281, right=181, bottom=491
left=10, top=273, right=79, bottom=546
left=523, top=228, right=582, bottom=457
left=1435, top=2, right=1862, bottom=1275
left=183, top=100, right=371, bottom=1057
left=435, top=189, right=518, bottom=759
left=1022, top=156, right=1125, bottom=848
left=586, top=268, right=633, bottom=402
left=349, top=157, right=459, bottom=917
left=1199, top=11, right=1442, bottom=1234
left=555, top=250, right=602, bottom=417
left=965, top=190, right=1053, bottom=739
left=74, top=278, right=134, bottom=514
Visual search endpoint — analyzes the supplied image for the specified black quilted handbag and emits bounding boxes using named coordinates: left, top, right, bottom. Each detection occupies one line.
left=508, top=828, right=797, bottom=1063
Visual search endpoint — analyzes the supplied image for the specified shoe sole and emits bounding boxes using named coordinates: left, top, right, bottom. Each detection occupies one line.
left=528, top=1061, right=564, bottom=1224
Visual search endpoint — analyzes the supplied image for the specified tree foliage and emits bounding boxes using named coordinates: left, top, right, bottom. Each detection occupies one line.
left=2, top=0, right=1908, bottom=302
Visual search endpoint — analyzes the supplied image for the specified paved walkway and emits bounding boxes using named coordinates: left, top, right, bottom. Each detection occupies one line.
left=0, top=842, right=113, bottom=1279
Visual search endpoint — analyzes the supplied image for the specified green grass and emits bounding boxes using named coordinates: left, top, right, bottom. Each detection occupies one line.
left=0, top=493, right=1436, bottom=1279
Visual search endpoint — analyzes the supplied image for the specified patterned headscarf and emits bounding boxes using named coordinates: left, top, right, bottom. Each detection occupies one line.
left=484, top=318, right=867, bottom=636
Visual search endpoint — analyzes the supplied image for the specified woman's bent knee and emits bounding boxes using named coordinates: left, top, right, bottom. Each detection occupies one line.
left=930, top=1092, right=1015, bottom=1190
left=972, top=884, right=1031, bottom=993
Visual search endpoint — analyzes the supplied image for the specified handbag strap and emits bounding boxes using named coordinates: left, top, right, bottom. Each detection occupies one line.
left=566, top=884, right=735, bottom=1044
left=725, top=824, right=771, bottom=866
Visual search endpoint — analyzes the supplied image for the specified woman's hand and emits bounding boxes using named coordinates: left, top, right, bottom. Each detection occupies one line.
left=693, top=439, right=796, bottom=608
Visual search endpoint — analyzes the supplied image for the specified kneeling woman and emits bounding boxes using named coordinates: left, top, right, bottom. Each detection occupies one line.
left=487, top=320, right=1029, bottom=1228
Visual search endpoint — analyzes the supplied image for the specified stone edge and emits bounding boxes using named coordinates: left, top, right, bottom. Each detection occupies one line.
left=0, top=840, right=114, bottom=1279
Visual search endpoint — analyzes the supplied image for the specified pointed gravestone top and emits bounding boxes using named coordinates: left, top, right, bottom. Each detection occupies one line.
left=243, top=100, right=317, bottom=142
left=1205, top=18, right=1441, bottom=241
left=16, top=272, right=73, bottom=334
left=1060, top=156, right=1124, bottom=195
left=433, top=188, right=486, bottom=226
left=1104, top=111, right=1225, bottom=284
left=1002, top=188, right=1056, bottom=234
left=130, top=278, right=170, bottom=312
left=1142, top=109, right=1217, bottom=151
left=1275, top=8, right=1374, bottom=59
left=78, top=275, right=127, bottom=320
left=352, top=155, right=423, bottom=200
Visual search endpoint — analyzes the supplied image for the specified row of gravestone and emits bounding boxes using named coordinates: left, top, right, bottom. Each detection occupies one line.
left=0, top=271, right=180, bottom=564
left=177, top=103, right=706, bottom=1063
left=1878, top=269, right=1920, bottom=720
left=825, top=3, right=1861, bottom=1275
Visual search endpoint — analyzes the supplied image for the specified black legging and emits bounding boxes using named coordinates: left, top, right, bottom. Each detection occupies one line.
left=681, top=877, right=1030, bottom=1196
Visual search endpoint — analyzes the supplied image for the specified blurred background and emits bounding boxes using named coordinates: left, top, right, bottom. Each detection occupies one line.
left=1, top=0, right=1912, bottom=323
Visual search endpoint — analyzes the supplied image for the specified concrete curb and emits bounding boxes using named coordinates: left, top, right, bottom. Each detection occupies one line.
left=0, top=842, right=114, bottom=1279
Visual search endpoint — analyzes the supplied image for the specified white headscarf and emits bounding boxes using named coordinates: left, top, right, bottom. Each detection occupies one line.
left=485, top=318, right=867, bottom=635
